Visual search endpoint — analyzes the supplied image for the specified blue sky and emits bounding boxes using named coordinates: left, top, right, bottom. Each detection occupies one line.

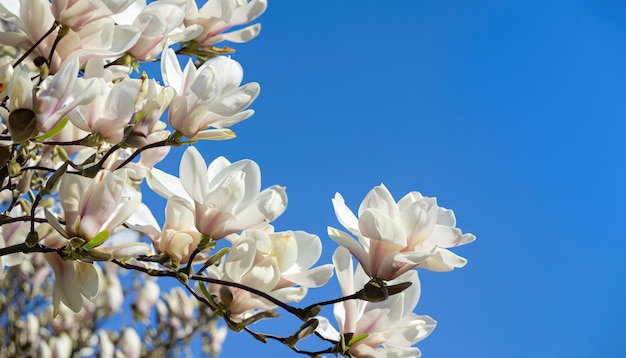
left=149, top=1, right=626, bottom=356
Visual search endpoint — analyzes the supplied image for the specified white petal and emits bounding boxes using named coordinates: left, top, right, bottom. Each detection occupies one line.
left=181, top=146, right=210, bottom=201
left=359, top=208, right=407, bottom=246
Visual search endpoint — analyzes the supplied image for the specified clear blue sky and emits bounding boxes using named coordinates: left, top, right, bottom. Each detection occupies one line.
left=149, top=1, right=626, bottom=356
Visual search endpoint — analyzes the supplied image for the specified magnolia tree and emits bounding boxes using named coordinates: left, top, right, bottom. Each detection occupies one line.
left=0, top=0, right=475, bottom=357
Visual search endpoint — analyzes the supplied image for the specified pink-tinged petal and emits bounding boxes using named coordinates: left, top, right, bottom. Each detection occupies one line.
left=119, top=328, right=141, bottom=358
left=45, top=253, right=83, bottom=313
left=356, top=308, right=391, bottom=336
left=359, top=184, right=400, bottom=220
left=350, top=344, right=385, bottom=358
left=328, top=227, right=370, bottom=275
left=359, top=208, right=406, bottom=246
left=102, top=189, right=141, bottom=234
left=159, top=230, right=194, bottom=261
left=194, top=204, right=236, bottom=238
left=419, top=248, right=467, bottom=272
left=181, top=146, right=210, bottom=201
left=375, top=249, right=432, bottom=281
left=332, top=192, right=360, bottom=236
left=75, top=261, right=99, bottom=301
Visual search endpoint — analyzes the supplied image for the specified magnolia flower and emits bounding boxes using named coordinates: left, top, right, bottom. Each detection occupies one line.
left=161, top=48, right=259, bottom=140
left=133, top=279, right=160, bottom=320
left=44, top=252, right=99, bottom=314
left=316, top=247, right=436, bottom=358
left=115, top=0, right=196, bottom=61
left=129, top=74, right=175, bottom=138
left=206, top=227, right=332, bottom=318
left=36, top=56, right=99, bottom=132
left=129, top=197, right=203, bottom=263
left=328, top=184, right=475, bottom=280
left=0, top=0, right=139, bottom=71
left=51, top=0, right=135, bottom=31
left=51, top=17, right=140, bottom=71
left=118, top=328, right=141, bottom=358
left=228, top=226, right=334, bottom=290
left=0, top=0, right=57, bottom=68
left=55, top=170, right=141, bottom=242
left=67, top=73, right=138, bottom=144
left=147, top=146, right=287, bottom=240
left=185, top=0, right=267, bottom=47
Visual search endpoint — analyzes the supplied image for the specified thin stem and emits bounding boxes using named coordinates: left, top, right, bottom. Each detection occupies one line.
left=13, top=23, right=59, bottom=68
left=114, top=139, right=169, bottom=170
left=0, top=215, right=57, bottom=226
left=91, top=143, right=120, bottom=169
left=190, top=274, right=304, bottom=319
left=36, top=135, right=91, bottom=146
left=20, top=166, right=56, bottom=173
left=111, top=259, right=177, bottom=278
left=305, top=292, right=360, bottom=309
left=0, top=242, right=56, bottom=257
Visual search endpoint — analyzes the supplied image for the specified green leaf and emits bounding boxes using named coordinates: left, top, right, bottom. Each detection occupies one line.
left=347, top=333, right=369, bottom=346
left=35, top=116, right=68, bottom=140
left=83, top=229, right=110, bottom=249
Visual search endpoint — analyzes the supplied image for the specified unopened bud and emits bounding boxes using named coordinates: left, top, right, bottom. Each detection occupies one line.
left=219, top=286, right=233, bottom=307
left=25, top=231, right=39, bottom=248
left=360, top=279, right=389, bottom=303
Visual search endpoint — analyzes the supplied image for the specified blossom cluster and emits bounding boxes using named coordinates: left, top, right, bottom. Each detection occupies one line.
left=0, top=0, right=475, bottom=357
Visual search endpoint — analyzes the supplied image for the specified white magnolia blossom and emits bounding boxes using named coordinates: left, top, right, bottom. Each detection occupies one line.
left=67, top=70, right=138, bottom=144
left=114, top=0, right=200, bottom=61
left=44, top=251, right=99, bottom=314
left=56, top=170, right=142, bottom=242
left=51, top=0, right=136, bottom=31
left=185, top=0, right=267, bottom=46
left=0, top=0, right=140, bottom=71
left=316, top=247, right=436, bottom=358
left=118, top=327, right=141, bottom=358
left=206, top=227, right=332, bottom=318
left=161, top=48, right=259, bottom=140
left=329, top=184, right=475, bottom=280
left=147, top=146, right=287, bottom=240
left=36, top=57, right=101, bottom=132
left=129, top=196, right=204, bottom=263
left=0, top=0, right=474, bottom=355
